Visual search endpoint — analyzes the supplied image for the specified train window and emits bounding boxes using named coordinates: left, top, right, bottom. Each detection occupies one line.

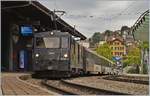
left=36, top=37, right=45, bottom=48
left=61, top=37, right=68, bottom=48
left=36, top=37, right=60, bottom=48
left=44, top=37, right=60, bottom=48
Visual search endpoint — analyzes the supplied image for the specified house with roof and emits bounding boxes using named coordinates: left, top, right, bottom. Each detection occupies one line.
left=106, top=35, right=126, bottom=58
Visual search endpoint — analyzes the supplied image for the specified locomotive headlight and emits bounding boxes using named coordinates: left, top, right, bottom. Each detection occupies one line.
left=35, top=53, right=39, bottom=57
left=50, top=32, right=54, bottom=35
left=64, top=53, right=68, bottom=58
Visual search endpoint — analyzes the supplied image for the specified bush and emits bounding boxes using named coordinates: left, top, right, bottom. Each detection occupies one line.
left=124, top=66, right=140, bottom=74
left=143, top=64, right=148, bottom=74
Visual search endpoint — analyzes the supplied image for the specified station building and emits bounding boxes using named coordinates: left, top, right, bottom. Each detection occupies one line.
left=132, top=10, right=149, bottom=73
left=1, top=1, right=86, bottom=71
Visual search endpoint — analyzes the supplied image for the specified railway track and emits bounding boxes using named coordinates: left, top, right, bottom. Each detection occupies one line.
left=41, top=79, right=130, bottom=95
left=41, top=80, right=77, bottom=95
left=103, top=75, right=149, bottom=85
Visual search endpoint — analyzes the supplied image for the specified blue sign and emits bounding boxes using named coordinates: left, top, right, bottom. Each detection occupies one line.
left=21, top=25, right=33, bottom=36
left=112, top=56, right=121, bottom=61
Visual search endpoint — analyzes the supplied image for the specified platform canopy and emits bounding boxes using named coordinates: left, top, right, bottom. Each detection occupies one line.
left=132, top=10, right=149, bottom=42
left=2, top=1, right=86, bottom=40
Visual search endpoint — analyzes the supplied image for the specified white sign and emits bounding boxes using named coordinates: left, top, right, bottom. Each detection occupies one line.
left=19, top=50, right=24, bottom=68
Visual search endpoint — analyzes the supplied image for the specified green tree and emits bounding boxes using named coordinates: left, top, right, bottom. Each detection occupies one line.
left=139, top=41, right=149, bottom=49
left=123, top=47, right=141, bottom=66
left=96, top=43, right=113, bottom=60
left=138, top=41, right=149, bottom=74
left=104, top=30, right=113, bottom=36
left=120, top=26, right=130, bottom=36
left=123, top=47, right=141, bottom=73
left=91, top=32, right=101, bottom=44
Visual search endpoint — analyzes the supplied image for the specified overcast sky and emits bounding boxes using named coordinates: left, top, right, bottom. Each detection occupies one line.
left=39, top=0, right=149, bottom=38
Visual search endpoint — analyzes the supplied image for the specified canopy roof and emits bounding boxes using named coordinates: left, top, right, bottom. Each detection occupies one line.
left=2, top=1, right=86, bottom=40
left=132, top=10, right=149, bottom=42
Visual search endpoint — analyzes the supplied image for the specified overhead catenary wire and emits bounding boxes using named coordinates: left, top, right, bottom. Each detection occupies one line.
left=63, top=1, right=145, bottom=21
left=52, top=0, right=80, bottom=38
left=63, top=1, right=148, bottom=32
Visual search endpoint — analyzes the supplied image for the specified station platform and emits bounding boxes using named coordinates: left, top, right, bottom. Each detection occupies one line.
left=1, top=72, right=55, bottom=95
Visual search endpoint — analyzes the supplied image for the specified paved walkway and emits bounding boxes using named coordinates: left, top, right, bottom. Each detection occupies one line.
left=1, top=72, right=54, bottom=95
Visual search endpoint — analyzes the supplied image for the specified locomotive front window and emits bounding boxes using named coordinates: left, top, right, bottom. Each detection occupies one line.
left=61, top=37, right=69, bottom=48
left=36, top=37, right=45, bottom=48
left=36, top=37, right=60, bottom=48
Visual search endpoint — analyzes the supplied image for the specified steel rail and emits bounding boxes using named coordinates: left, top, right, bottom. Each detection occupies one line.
left=42, top=79, right=130, bottom=95
left=41, top=80, right=77, bottom=95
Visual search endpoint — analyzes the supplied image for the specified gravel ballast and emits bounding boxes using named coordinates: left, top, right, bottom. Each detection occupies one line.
left=66, top=76, right=149, bottom=95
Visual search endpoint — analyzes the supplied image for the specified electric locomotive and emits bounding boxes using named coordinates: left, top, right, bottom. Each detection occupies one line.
left=33, top=30, right=84, bottom=78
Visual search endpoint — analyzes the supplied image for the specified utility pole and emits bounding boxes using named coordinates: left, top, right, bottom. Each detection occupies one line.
left=73, top=25, right=76, bottom=33
left=140, top=47, right=144, bottom=74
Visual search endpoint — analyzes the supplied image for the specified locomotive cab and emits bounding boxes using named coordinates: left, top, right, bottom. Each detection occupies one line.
left=33, top=31, right=71, bottom=78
